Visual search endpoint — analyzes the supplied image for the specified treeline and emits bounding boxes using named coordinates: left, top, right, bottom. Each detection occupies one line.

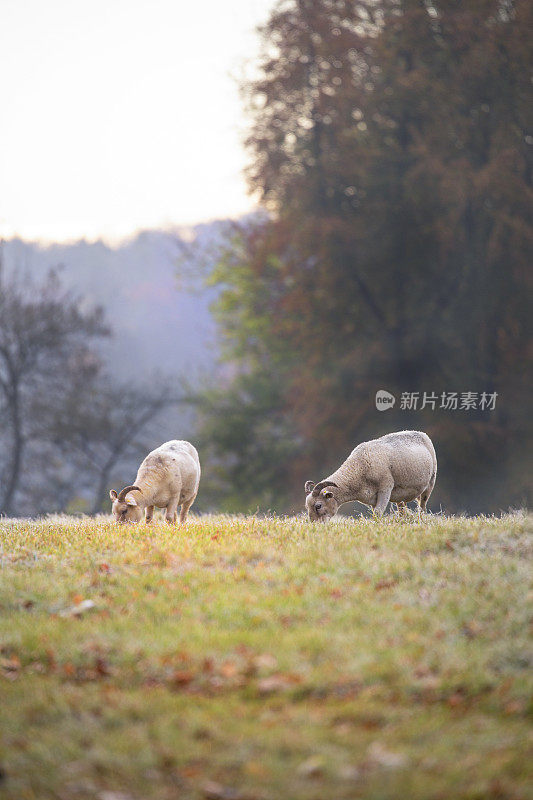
left=0, top=267, right=178, bottom=517
left=196, top=0, right=532, bottom=514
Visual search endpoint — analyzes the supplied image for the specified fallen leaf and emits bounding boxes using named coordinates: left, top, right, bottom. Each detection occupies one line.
left=375, top=578, right=398, bottom=591
left=201, top=780, right=241, bottom=799
left=45, top=649, right=57, bottom=670
left=0, top=657, right=20, bottom=673
left=462, top=621, right=482, bottom=639
left=257, top=673, right=301, bottom=694
left=220, top=661, right=238, bottom=678
left=252, top=653, right=277, bottom=670
left=297, top=755, right=325, bottom=778
left=338, top=764, right=360, bottom=781
left=367, top=742, right=407, bottom=768
left=504, top=700, right=525, bottom=715
left=447, top=692, right=465, bottom=707
left=59, top=599, right=96, bottom=618
left=170, top=669, right=194, bottom=688
left=95, top=657, right=111, bottom=677
left=98, top=792, right=134, bottom=800
left=244, top=760, right=268, bottom=778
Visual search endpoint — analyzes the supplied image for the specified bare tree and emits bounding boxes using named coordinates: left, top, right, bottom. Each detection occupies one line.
left=51, top=375, right=180, bottom=513
left=0, top=265, right=108, bottom=515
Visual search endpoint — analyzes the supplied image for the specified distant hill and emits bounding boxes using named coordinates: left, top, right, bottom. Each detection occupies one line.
left=2, top=219, right=234, bottom=382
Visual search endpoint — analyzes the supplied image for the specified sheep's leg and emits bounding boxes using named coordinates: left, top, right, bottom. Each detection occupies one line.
left=374, top=485, right=393, bottom=516
left=418, top=473, right=436, bottom=515
left=179, top=496, right=195, bottom=524
left=144, top=505, right=154, bottom=524
left=417, top=490, right=430, bottom=516
left=165, top=502, right=179, bottom=525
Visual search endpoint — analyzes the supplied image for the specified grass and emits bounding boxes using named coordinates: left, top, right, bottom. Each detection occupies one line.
left=0, top=511, right=531, bottom=800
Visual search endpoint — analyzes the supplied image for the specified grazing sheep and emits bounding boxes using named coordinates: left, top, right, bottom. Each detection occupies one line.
left=110, top=440, right=200, bottom=524
left=305, top=430, right=436, bottom=521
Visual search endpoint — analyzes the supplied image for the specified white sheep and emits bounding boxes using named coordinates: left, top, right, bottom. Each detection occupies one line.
left=110, top=440, right=201, bottom=524
left=305, top=430, right=437, bottom=521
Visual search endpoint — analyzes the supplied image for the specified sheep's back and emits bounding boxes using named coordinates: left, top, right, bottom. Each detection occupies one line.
left=384, top=433, right=435, bottom=486
left=138, top=440, right=201, bottom=501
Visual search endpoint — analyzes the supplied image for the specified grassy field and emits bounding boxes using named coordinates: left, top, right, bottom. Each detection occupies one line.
left=0, top=511, right=531, bottom=800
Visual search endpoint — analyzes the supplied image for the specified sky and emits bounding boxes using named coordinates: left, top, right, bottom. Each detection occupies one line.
left=0, top=0, right=276, bottom=243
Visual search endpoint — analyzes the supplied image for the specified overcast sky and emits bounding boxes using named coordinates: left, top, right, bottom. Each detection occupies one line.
left=0, top=0, right=275, bottom=243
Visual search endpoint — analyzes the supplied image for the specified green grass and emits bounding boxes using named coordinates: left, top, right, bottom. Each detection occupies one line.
left=0, top=511, right=531, bottom=800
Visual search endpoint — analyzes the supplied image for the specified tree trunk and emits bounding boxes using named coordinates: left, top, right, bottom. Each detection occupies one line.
left=1, top=385, right=24, bottom=516
left=91, top=460, right=116, bottom=515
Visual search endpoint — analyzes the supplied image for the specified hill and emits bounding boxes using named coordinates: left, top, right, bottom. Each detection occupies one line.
left=2, top=220, right=231, bottom=381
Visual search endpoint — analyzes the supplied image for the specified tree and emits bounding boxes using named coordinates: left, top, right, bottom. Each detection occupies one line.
left=0, top=265, right=108, bottom=516
left=198, top=0, right=532, bottom=513
left=51, top=375, right=179, bottom=513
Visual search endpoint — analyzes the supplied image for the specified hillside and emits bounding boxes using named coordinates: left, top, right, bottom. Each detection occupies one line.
left=2, top=220, right=232, bottom=381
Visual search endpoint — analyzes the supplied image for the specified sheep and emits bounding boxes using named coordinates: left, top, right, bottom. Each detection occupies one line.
left=109, top=440, right=200, bottom=524
left=304, top=430, right=436, bottom=521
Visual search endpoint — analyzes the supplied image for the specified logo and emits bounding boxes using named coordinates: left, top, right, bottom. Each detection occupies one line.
left=375, top=390, right=396, bottom=411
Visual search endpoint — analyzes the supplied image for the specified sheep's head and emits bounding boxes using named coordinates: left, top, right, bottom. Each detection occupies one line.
left=109, top=486, right=143, bottom=523
left=304, top=480, right=339, bottom=521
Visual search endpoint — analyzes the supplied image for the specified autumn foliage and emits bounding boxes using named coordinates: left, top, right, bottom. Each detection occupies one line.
left=199, top=0, right=532, bottom=513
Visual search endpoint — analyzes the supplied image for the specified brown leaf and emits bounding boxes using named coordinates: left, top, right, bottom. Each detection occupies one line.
left=252, top=653, right=277, bottom=670
left=257, top=672, right=301, bottom=694
left=170, top=669, right=194, bottom=688
left=0, top=656, right=21, bottom=673
left=297, top=755, right=325, bottom=778
left=95, top=657, right=111, bottom=677
left=447, top=692, right=465, bottom=707
left=462, top=621, right=482, bottom=638
left=220, top=661, right=238, bottom=679
left=367, top=742, right=407, bottom=768
left=202, top=657, right=215, bottom=673
left=201, top=780, right=241, bottom=800
left=504, top=700, right=524, bottom=715
left=59, top=599, right=96, bottom=618
left=338, top=764, right=360, bottom=781
left=375, top=578, right=398, bottom=591
left=45, top=649, right=57, bottom=670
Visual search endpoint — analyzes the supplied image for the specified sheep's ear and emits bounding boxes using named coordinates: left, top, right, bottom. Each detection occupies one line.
left=323, top=491, right=334, bottom=499
left=305, top=481, right=315, bottom=493
left=126, top=498, right=138, bottom=507
left=109, top=489, right=118, bottom=501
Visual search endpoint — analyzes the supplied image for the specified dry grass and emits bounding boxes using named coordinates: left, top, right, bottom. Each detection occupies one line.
left=0, top=511, right=531, bottom=799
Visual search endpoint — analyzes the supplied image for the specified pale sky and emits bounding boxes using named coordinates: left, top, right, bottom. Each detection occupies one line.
left=0, top=0, right=275, bottom=243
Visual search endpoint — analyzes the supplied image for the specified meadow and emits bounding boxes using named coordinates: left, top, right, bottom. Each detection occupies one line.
left=0, top=511, right=531, bottom=800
